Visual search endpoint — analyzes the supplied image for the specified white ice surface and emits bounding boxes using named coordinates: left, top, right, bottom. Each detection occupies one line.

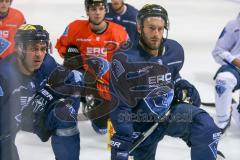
left=12, top=0, right=240, bottom=159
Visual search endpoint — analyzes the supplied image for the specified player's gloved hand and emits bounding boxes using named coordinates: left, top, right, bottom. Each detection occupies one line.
left=237, top=104, right=240, bottom=113
left=21, top=84, right=61, bottom=142
left=63, top=45, right=83, bottom=70
left=65, top=70, right=84, bottom=86
left=21, top=67, right=84, bottom=142
left=111, top=132, right=140, bottom=160
left=174, top=79, right=201, bottom=107
left=48, top=66, right=84, bottom=87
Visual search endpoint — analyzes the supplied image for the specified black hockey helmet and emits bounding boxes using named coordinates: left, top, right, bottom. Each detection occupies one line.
left=137, top=4, right=169, bottom=30
left=14, top=24, right=49, bottom=46
left=84, top=0, right=108, bottom=11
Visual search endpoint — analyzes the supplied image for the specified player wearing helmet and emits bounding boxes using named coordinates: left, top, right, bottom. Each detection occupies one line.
left=56, top=0, right=129, bottom=135
left=0, top=24, right=83, bottom=160
left=109, top=4, right=222, bottom=160
left=0, top=0, right=26, bottom=59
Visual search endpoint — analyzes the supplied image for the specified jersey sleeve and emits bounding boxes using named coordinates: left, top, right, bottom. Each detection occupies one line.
left=212, top=20, right=238, bottom=64
left=18, top=10, right=26, bottom=25
left=55, top=25, right=72, bottom=58
left=166, top=40, right=185, bottom=82
left=113, top=23, right=130, bottom=44
left=121, top=28, right=130, bottom=43
left=175, top=42, right=184, bottom=82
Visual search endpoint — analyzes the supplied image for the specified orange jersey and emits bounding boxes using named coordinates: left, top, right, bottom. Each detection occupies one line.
left=56, top=20, right=128, bottom=82
left=56, top=20, right=128, bottom=100
left=0, top=8, right=26, bottom=59
left=56, top=20, right=128, bottom=59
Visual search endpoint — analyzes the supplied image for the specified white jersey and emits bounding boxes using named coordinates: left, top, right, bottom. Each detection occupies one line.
left=212, top=13, right=240, bottom=65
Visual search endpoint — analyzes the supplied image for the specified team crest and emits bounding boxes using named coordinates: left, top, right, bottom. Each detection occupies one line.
left=0, top=38, right=10, bottom=55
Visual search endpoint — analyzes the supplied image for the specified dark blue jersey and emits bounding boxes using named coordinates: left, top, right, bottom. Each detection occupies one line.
left=110, top=39, right=184, bottom=136
left=0, top=54, right=58, bottom=137
left=105, top=3, right=139, bottom=45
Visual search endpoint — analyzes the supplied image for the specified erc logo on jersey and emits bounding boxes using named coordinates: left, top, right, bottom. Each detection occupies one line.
left=86, top=47, right=107, bottom=57
left=148, top=73, right=172, bottom=85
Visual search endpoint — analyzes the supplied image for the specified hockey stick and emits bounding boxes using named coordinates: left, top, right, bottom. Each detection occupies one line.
left=129, top=90, right=186, bottom=153
left=201, top=98, right=237, bottom=107
left=128, top=109, right=226, bottom=159
left=201, top=102, right=216, bottom=107
left=129, top=109, right=171, bottom=154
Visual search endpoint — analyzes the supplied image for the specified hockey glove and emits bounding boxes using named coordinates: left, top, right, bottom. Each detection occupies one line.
left=48, top=66, right=84, bottom=92
left=21, top=68, right=84, bottom=142
left=111, top=133, right=140, bottom=160
left=237, top=104, right=240, bottom=113
left=21, top=84, right=61, bottom=142
left=174, top=79, right=201, bottom=107
left=64, top=70, right=84, bottom=85
left=63, top=45, right=83, bottom=70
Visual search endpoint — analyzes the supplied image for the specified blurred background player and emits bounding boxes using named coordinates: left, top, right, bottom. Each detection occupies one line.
left=0, top=0, right=25, bottom=59
left=110, top=4, right=222, bottom=160
left=55, top=0, right=128, bottom=134
left=0, top=24, right=82, bottom=160
left=105, top=0, right=139, bottom=45
left=212, top=12, right=240, bottom=133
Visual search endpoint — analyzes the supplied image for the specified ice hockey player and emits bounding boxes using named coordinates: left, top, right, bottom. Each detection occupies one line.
left=212, top=12, right=240, bottom=133
left=0, top=0, right=26, bottom=59
left=55, top=0, right=128, bottom=134
left=109, top=4, right=222, bottom=160
left=105, top=0, right=139, bottom=45
left=0, top=24, right=83, bottom=160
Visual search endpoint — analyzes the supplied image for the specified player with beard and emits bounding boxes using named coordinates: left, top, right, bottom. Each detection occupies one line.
left=56, top=0, right=128, bottom=134
left=109, top=4, right=223, bottom=160
left=105, top=0, right=138, bottom=45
